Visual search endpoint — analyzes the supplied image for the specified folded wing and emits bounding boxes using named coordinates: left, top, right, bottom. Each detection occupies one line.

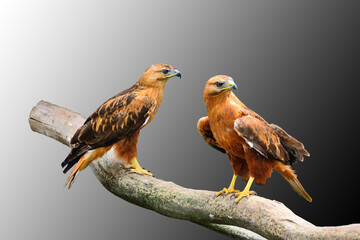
left=197, top=116, right=226, bottom=153
left=234, top=115, right=288, bottom=162
left=62, top=90, right=154, bottom=173
left=270, top=124, right=310, bottom=164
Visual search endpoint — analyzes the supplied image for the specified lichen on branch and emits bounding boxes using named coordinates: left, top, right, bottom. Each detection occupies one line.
left=29, top=100, right=360, bottom=240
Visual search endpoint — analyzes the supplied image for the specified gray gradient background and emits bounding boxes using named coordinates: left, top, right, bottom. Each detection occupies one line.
left=1, top=0, right=360, bottom=239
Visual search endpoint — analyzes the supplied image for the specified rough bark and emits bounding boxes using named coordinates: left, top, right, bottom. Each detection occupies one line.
left=29, top=100, right=360, bottom=240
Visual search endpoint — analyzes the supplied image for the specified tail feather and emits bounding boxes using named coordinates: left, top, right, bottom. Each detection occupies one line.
left=64, top=155, right=85, bottom=189
left=67, top=170, right=80, bottom=189
left=275, top=162, right=312, bottom=202
left=283, top=175, right=312, bottom=202
left=62, top=145, right=111, bottom=189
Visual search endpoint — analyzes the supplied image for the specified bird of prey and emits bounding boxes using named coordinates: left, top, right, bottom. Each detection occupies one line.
left=61, top=64, right=181, bottom=188
left=197, top=75, right=312, bottom=203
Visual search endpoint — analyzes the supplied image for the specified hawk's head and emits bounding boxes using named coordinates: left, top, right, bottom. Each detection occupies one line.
left=204, top=75, right=238, bottom=99
left=139, top=63, right=181, bottom=87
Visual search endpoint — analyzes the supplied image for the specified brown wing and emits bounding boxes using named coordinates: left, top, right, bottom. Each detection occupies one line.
left=62, top=87, right=154, bottom=173
left=234, top=115, right=288, bottom=161
left=270, top=124, right=310, bottom=164
left=197, top=116, right=226, bottom=153
left=72, top=95, right=153, bottom=148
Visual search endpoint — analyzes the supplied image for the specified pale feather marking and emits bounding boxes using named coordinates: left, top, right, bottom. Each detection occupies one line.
left=142, top=115, right=150, bottom=127
left=142, top=101, right=156, bottom=127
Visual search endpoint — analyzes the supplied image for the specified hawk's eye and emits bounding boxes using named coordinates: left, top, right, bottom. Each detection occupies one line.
left=215, top=82, right=224, bottom=88
left=162, top=69, right=169, bottom=74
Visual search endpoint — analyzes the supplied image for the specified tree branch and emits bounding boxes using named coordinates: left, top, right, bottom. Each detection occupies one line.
left=29, top=100, right=360, bottom=240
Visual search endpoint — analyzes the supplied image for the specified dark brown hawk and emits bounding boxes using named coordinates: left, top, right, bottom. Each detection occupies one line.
left=62, top=64, right=181, bottom=188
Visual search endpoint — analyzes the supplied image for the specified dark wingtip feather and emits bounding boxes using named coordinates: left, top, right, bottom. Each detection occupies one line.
left=270, top=123, right=310, bottom=163
left=61, top=145, right=90, bottom=174
left=61, top=160, right=67, bottom=168
left=63, top=160, right=77, bottom=174
left=301, top=148, right=310, bottom=157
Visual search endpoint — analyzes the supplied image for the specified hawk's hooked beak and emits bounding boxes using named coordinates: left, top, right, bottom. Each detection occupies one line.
left=229, top=80, right=238, bottom=90
left=166, top=69, right=182, bottom=79
left=221, top=80, right=238, bottom=91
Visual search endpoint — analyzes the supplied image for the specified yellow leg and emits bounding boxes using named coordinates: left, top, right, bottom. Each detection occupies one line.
left=215, top=174, right=241, bottom=197
left=124, top=157, right=152, bottom=176
left=234, top=177, right=255, bottom=203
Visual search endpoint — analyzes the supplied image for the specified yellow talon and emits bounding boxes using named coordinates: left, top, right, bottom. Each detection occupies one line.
left=215, top=174, right=240, bottom=197
left=216, top=188, right=241, bottom=197
left=234, top=177, right=255, bottom=203
left=234, top=190, right=255, bottom=203
left=124, top=157, right=153, bottom=176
